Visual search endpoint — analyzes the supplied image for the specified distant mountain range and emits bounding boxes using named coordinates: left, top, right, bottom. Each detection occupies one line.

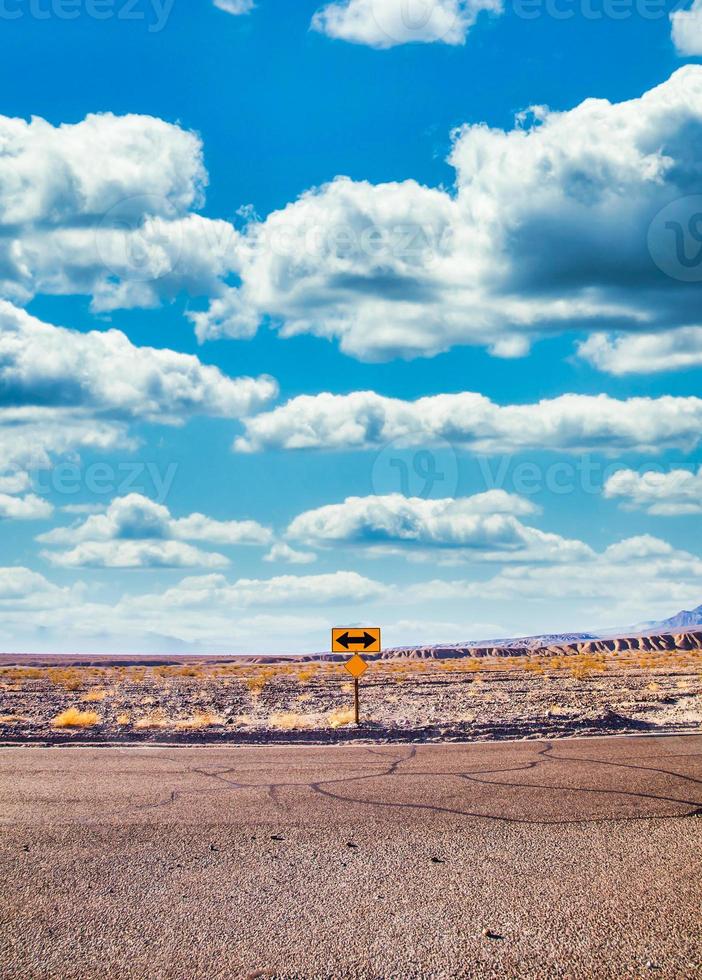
left=631, top=603, right=702, bottom=635
left=381, top=602, right=702, bottom=657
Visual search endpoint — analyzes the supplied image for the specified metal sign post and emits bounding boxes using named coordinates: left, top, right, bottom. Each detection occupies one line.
left=333, top=629, right=381, bottom=728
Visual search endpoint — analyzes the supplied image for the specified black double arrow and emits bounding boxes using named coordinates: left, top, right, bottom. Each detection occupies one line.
left=336, top=631, right=376, bottom=650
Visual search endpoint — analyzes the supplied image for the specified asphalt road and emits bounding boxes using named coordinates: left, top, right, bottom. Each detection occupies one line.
left=1, top=735, right=700, bottom=979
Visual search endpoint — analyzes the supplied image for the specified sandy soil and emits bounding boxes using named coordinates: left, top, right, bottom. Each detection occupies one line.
left=1, top=647, right=700, bottom=744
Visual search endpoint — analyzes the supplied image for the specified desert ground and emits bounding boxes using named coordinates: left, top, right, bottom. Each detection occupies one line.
left=1, top=637, right=700, bottom=744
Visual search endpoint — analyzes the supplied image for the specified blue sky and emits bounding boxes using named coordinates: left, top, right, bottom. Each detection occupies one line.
left=1, top=0, right=702, bottom=653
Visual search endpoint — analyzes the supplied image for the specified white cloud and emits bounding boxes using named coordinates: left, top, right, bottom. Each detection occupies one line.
left=0, top=302, right=276, bottom=522
left=411, top=536, right=702, bottom=615
left=132, top=569, right=387, bottom=610
left=310, top=0, right=500, bottom=49
left=0, top=301, right=276, bottom=421
left=0, top=467, right=51, bottom=523
left=235, top=390, right=702, bottom=455
left=6, top=76, right=702, bottom=366
left=0, top=111, right=243, bottom=314
left=214, top=0, right=255, bottom=13
left=172, top=512, right=272, bottom=546
left=264, top=542, right=318, bottom=565
left=671, top=0, right=702, bottom=56
left=45, top=540, right=229, bottom=570
left=286, top=492, right=592, bottom=563
left=0, top=493, right=52, bottom=520
left=0, top=112, right=204, bottom=227
left=605, top=466, right=702, bottom=516
left=38, top=493, right=271, bottom=568
left=195, top=68, right=702, bottom=364
left=578, top=327, right=702, bottom=375
left=0, top=566, right=78, bottom=609
left=0, top=407, right=133, bottom=485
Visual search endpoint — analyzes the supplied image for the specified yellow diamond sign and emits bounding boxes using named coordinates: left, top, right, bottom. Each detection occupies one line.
left=344, top=654, right=369, bottom=679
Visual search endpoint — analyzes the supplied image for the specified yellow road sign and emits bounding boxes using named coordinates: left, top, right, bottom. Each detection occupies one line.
left=332, top=627, right=381, bottom=654
left=344, top=654, right=369, bottom=679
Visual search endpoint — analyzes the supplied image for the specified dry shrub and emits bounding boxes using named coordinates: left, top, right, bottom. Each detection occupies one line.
left=115, top=713, right=130, bottom=726
left=269, top=712, right=313, bottom=730
left=245, top=675, right=267, bottom=696
left=327, top=706, right=355, bottom=729
left=133, top=712, right=169, bottom=729
left=296, top=667, right=318, bottom=684
left=47, top=668, right=82, bottom=691
left=53, top=708, right=100, bottom=728
left=175, top=712, right=223, bottom=730
left=82, top=689, right=107, bottom=702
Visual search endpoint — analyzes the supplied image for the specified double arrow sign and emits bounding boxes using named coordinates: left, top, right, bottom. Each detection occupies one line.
left=334, top=630, right=377, bottom=651
left=331, top=627, right=382, bottom=654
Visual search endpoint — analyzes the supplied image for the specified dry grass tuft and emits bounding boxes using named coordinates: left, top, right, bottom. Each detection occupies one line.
left=47, top=668, right=82, bottom=691
left=245, top=675, right=267, bottom=696
left=175, top=712, right=223, bottom=730
left=53, top=708, right=101, bottom=728
left=82, top=689, right=107, bottom=702
left=327, top=706, right=355, bottom=729
left=115, top=713, right=130, bottom=726
left=0, top=714, right=30, bottom=724
left=133, top=712, right=169, bottom=730
left=269, top=711, right=313, bottom=730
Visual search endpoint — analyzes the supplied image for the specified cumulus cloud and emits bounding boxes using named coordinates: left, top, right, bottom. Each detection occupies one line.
left=38, top=493, right=271, bottom=568
left=131, top=569, right=387, bottom=610
left=46, top=539, right=229, bottom=570
left=605, top=466, right=702, bottom=516
left=0, top=111, right=243, bottom=314
left=671, top=0, right=702, bottom=56
left=0, top=407, right=133, bottom=495
left=0, top=493, right=52, bottom=520
left=6, top=75, right=702, bottom=367
left=311, top=0, right=500, bottom=49
left=0, top=566, right=78, bottom=609
left=578, top=327, right=702, bottom=375
left=0, top=302, right=275, bottom=521
left=194, top=68, right=702, bottom=364
left=214, top=0, right=255, bottom=13
left=264, top=542, right=317, bottom=565
left=235, top=390, right=702, bottom=455
left=0, top=301, right=276, bottom=422
left=411, top=536, right=702, bottom=613
left=0, top=466, right=52, bottom=521
left=0, top=112, right=204, bottom=227
left=286, top=492, right=592, bottom=563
